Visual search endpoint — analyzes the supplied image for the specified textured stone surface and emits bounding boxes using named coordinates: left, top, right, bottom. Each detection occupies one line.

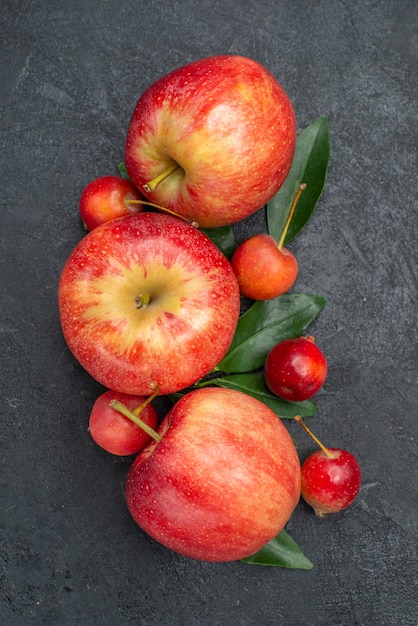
left=1, top=0, right=417, bottom=624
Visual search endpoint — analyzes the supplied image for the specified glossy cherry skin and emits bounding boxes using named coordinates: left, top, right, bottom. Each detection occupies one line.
left=79, top=175, right=143, bottom=230
left=89, top=390, right=158, bottom=456
left=300, top=448, right=362, bottom=517
left=264, top=336, right=327, bottom=401
left=231, top=234, right=298, bottom=300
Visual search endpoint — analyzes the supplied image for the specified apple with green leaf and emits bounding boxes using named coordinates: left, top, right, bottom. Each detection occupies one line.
left=125, top=387, right=301, bottom=562
left=125, top=55, right=296, bottom=228
left=58, top=212, right=240, bottom=396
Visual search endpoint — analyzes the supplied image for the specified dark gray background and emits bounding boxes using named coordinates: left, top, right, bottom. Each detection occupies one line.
left=1, top=1, right=417, bottom=624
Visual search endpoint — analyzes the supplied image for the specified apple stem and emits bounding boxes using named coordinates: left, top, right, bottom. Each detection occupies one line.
left=134, top=293, right=151, bottom=309
left=126, top=199, right=199, bottom=228
left=109, top=386, right=162, bottom=443
left=294, top=415, right=333, bottom=458
left=143, top=163, right=181, bottom=193
left=277, top=183, right=307, bottom=251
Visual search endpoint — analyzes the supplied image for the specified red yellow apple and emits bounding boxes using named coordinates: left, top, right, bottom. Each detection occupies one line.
left=125, top=387, right=301, bottom=562
left=58, top=212, right=240, bottom=396
left=124, top=55, right=296, bottom=228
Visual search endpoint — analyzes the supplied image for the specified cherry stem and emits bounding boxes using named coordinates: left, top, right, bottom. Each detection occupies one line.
left=109, top=384, right=162, bottom=443
left=126, top=199, right=198, bottom=228
left=132, top=388, right=158, bottom=416
left=277, top=183, right=307, bottom=251
left=294, top=415, right=333, bottom=458
left=143, top=163, right=181, bottom=192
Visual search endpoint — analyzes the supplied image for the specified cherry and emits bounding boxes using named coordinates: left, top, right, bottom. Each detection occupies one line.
left=294, top=416, right=362, bottom=517
left=79, top=175, right=145, bottom=231
left=230, top=184, right=305, bottom=300
left=264, top=335, right=327, bottom=402
left=89, top=388, right=159, bottom=456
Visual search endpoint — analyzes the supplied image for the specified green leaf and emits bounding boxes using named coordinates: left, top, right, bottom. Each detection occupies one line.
left=242, top=529, right=313, bottom=569
left=216, top=294, right=326, bottom=373
left=267, top=116, right=330, bottom=244
left=201, top=226, right=236, bottom=259
left=117, top=161, right=132, bottom=181
left=202, top=373, right=315, bottom=417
